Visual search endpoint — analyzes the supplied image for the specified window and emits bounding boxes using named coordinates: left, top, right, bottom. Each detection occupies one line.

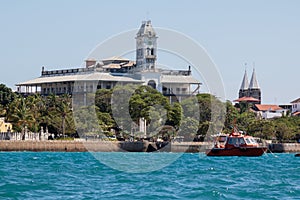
left=228, top=137, right=244, bottom=146
left=147, top=48, right=151, bottom=55
left=239, top=138, right=245, bottom=145
left=228, top=138, right=236, bottom=145
left=147, top=80, right=156, bottom=89
left=245, top=138, right=251, bottom=144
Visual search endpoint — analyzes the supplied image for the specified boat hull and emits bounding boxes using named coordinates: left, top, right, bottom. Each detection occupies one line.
left=206, top=147, right=267, bottom=157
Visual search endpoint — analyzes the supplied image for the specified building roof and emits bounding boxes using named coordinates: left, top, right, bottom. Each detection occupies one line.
left=16, top=72, right=143, bottom=86
left=291, top=98, right=300, bottom=104
left=102, top=56, right=130, bottom=61
left=254, top=104, right=283, bottom=111
left=122, top=61, right=135, bottom=67
left=249, top=69, right=260, bottom=89
left=136, top=20, right=156, bottom=37
left=102, top=64, right=122, bottom=69
left=239, top=70, right=249, bottom=90
left=161, top=75, right=200, bottom=84
left=234, top=96, right=260, bottom=102
left=292, top=111, right=300, bottom=116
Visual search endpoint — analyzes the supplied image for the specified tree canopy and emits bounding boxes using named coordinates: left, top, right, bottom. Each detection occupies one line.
left=0, top=83, right=299, bottom=142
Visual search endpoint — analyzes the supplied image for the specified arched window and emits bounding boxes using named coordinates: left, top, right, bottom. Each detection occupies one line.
left=147, top=48, right=151, bottom=55
left=151, top=48, right=154, bottom=55
left=147, top=80, right=156, bottom=89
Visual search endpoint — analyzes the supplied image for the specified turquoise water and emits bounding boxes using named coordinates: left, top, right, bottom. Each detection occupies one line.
left=0, top=152, right=299, bottom=200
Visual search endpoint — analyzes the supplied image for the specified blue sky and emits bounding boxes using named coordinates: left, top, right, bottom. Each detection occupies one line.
left=0, top=0, right=299, bottom=104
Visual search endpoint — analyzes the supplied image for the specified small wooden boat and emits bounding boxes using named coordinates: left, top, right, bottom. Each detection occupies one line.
left=206, top=131, right=267, bottom=157
left=295, top=153, right=300, bottom=157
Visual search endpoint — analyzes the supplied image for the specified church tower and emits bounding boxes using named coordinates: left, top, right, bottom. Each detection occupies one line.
left=136, top=20, right=157, bottom=71
left=239, top=70, right=249, bottom=98
left=248, top=68, right=261, bottom=103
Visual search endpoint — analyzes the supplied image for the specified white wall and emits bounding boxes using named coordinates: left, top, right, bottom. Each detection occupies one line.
left=292, top=102, right=300, bottom=113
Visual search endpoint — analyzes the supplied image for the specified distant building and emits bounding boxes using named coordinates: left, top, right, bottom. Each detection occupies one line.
left=253, top=104, right=286, bottom=119
left=238, top=69, right=261, bottom=104
left=0, top=118, right=12, bottom=132
left=291, top=98, right=300, bottom=116
left=16, top=21, right=201, bottom=103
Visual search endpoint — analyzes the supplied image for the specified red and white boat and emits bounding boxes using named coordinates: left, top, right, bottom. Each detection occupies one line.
left=206, top=131, right=267, bottom=156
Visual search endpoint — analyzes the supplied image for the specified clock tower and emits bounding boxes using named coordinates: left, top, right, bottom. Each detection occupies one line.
left=136, top=20, right=157, bottom=71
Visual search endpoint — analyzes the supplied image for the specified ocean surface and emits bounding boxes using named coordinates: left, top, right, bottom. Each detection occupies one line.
left=0, top=152, right=299, bottom=200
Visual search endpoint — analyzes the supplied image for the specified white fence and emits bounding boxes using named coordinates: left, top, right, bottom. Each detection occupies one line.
left=0, top=131, right=50, bottom=141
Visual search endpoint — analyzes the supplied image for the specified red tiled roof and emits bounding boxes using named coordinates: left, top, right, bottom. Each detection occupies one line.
left=291, top=98, right=300, bottom=104
left=234, top=96, right=260, bottom=102
left=292, top=111, right=300, bottom=116
left=254, top=104, right=283, bottom=111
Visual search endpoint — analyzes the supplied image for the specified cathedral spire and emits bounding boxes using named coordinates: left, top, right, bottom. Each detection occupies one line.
left=249, top=68, right=260, bottom=89
left=240, top=70, right=249, bottom=91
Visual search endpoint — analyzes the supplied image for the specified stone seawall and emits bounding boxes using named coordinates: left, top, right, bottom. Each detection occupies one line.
left=170, top=142, right=210, bottom=153
left=0, top=141, right=120, bottom=152
left=0, top=141, right=208, bottom=152
left=268, top=143, right=300, bottom=153
left=0, top=140, right=155, bottom=152
left=1, top=140, right=300, bottom=153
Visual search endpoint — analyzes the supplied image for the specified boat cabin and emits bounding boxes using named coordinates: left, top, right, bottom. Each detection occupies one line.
left=214, top=133, right=259, bottom=149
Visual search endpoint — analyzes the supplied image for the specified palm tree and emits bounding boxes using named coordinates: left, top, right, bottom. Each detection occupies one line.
left=0, top=104, right=6, bottom=117
left=7, top=97, right=34, bottom=132
left=26, top=94, right=46, bottom=133
left=47, top=94, right=73, bottom=138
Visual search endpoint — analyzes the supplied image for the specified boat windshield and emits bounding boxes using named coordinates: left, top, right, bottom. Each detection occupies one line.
left=218, top=136, right=227, bottom=142
left=227, top=137, right=245, bottom=146
left=245, top=137, right=258, bottom=145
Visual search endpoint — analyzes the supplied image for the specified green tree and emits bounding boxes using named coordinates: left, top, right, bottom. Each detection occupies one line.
left=47, top=94, right=75, bottom=137
left=73, top=105, right=108, bottom=137
left=7, top=97, right=34, bottom=132
left=224, top=101, right=239, bottom=133
left=199, top=94, right=225, bottom=136
left=97, top=111, right=115, bottom=132
left=236, top=111, right=256, bottom=133
left=95, top=89, right=113, bottom=113
left=166, top=102, right=182, bottom=129
left=26, top=94, right=46, bottom=132
left=177, top=117, right=199, bottom=141
left=0, top=84, right=16, bottom=107
left=129, top=85, right=170, bottom=127
left=0, top=104, right=6, bottom=117
left=275, top=122, right=291, bottom=142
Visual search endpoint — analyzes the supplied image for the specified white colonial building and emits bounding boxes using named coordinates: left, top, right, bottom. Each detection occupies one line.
left=16, top=20, right=201, bottom=103
left=291, top=98, right=300, bottom=115
left=253, top=104, right=287, bottom=119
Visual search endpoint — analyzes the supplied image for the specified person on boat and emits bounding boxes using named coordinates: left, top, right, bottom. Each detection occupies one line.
left=214, top=140, right=220, bottom=148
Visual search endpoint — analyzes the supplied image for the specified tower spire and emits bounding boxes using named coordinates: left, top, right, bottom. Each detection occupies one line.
left=136, top=20, right=157, bottom=71
left=240, top=70, right=249, bottom=91
left=249, top=68, right=260, bottom=89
